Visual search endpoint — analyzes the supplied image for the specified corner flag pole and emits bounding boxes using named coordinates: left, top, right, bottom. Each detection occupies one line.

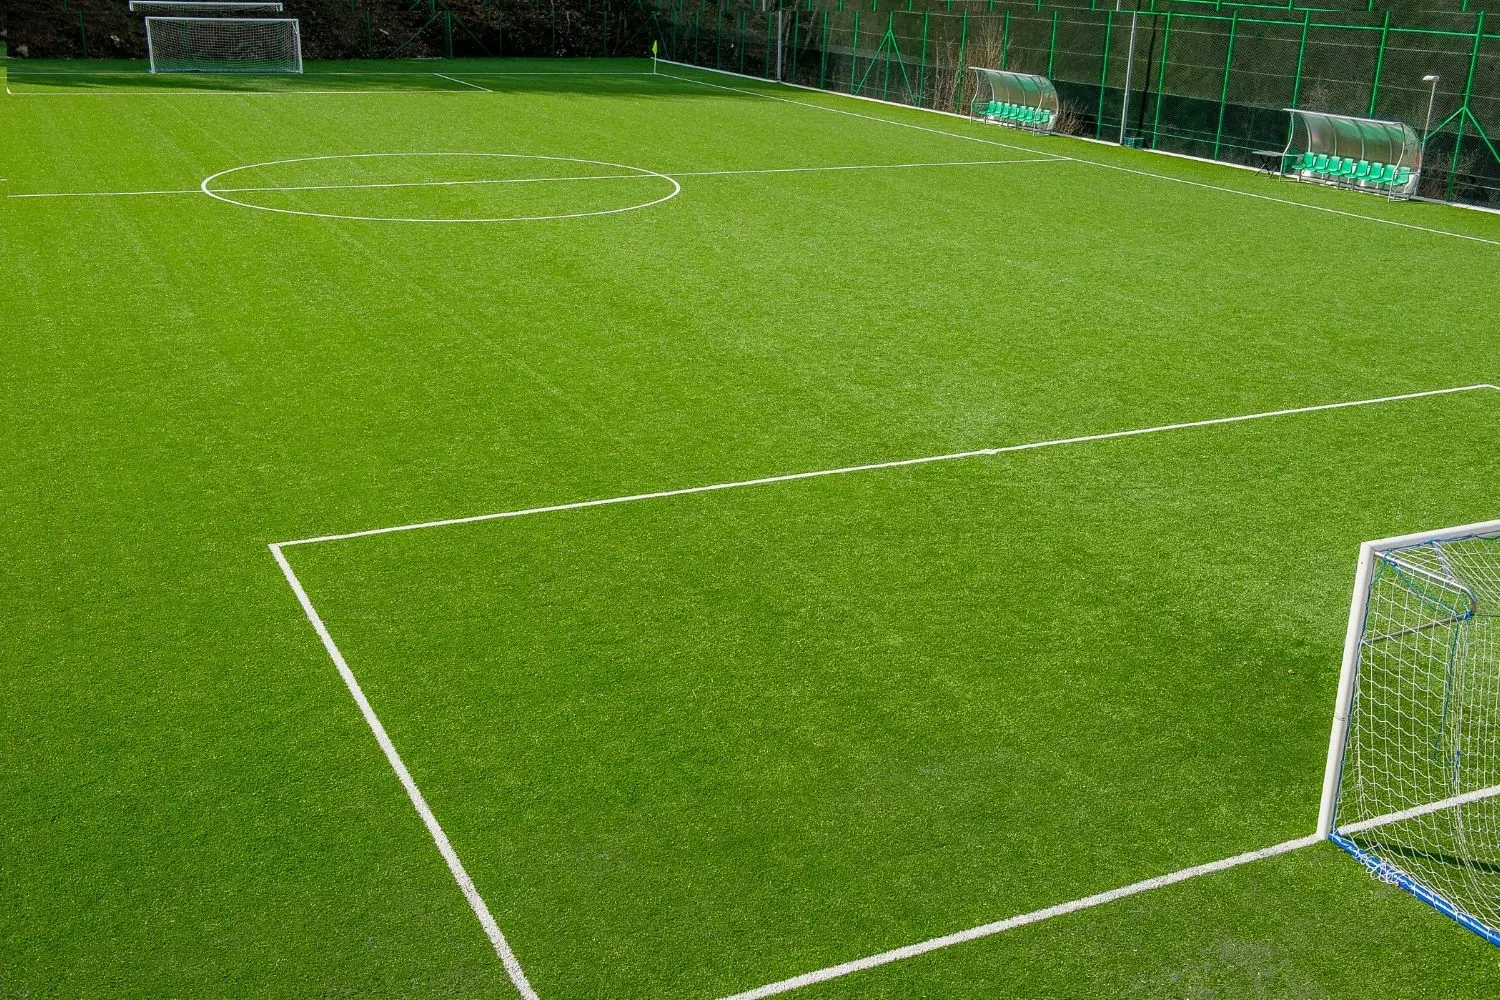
left=652, top=40, right=658, bottom=74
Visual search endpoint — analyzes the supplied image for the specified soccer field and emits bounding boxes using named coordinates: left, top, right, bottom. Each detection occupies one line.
left=5, top=54, right=1500, bottom=999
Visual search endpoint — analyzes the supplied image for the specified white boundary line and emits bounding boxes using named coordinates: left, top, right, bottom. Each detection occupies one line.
left=4, top=157, right=1058, bottom=200
left=269, top=543, right=540, bottom=1000
left=655, top=60, right=1500, bottom=250
left=275, top=383, right=1499, bottom=548
left=719, top=833, right=1325, bottom=1000
left=434, top=72, right=490, bottom=92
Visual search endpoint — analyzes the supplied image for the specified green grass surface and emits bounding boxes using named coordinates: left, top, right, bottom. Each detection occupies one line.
left=4, top=55, right=1500, bottom=999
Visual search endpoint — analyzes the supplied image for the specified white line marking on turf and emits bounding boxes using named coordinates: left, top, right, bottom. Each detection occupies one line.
left=199, top=152, right=680, bottom=223
left=1342, top=783, right=1500, bottom=835
left=435, top=72, right=491, bottom=92
left=7, top=188, right=203, bottom=199
left=268, top=543, right=540, bottom=1000
left=718, top=833, right=1324, bottom=999
left=721, top=774, right=1500, bottom=998
left=275, top=383, right=1498, bottom=548
left=656, top=61, right=1500, bottom=250
left=4, top=158, right=1058, bottom=200
left=1078, top=159, right=1500, bottom=248
left=654, top=66, right=1067, bottom=163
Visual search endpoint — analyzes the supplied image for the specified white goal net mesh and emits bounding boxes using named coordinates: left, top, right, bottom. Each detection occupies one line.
left=130, top=2, right=284, bottom=14
left=145, top=17, right=302, bottom=73
left=1331, top=525, right=1500, bottom=943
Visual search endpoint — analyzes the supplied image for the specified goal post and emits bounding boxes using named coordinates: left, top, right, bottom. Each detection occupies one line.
left=1320, top=519, right=1500, bottom=945
left=144, top=17, right=302, bottom=74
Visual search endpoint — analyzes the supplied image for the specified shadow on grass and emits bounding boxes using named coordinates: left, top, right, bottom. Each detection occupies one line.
left=5, top=57, right=767, bottom=98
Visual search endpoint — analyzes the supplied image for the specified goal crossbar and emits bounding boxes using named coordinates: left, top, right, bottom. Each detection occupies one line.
left=130, top=2, right=284, bottom=13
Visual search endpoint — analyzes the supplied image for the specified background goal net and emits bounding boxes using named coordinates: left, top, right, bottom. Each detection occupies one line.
left=144, top=16, right=302, bottom=73
left=1320, top=521, right=1500, bottom=945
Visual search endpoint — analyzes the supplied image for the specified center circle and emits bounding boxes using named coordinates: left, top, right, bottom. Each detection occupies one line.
left=199, top=152, right=681, bottom=223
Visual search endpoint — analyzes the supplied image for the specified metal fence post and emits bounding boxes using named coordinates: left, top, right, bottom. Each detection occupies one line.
left=852, top=9, right=861, bottom=93
left=954, top=10, right=969, bottom=112
left=1048, top=9, right=1059, bottom=79
left=1213, top=10, right=1239, bottom=159
left=765, top=9, right=774, bottom=78
left=1151, top=11, right=1172, bottom=148
left=1290, top=10, right=1310, bottom=109
left=1368, top=10, right=1391, bottom=117
left=918, top=11, right=930, bottom=106
left=820, top=9, right=830, bottom=88
left=1448, top=11, right=1485, bottom=199
left=882, top=12, right=893, bottom=101
left=1002, top=11, right=1011, bottom=70
left=1097, top=8, right=1114, bottom=139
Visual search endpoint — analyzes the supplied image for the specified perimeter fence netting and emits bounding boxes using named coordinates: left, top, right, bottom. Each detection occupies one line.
left=654, top=0, right=1500, bottom=207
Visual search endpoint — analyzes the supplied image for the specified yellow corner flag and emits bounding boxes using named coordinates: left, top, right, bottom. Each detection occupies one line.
left=652, top=40, right=658, bottom=57
left=651, top=39, right=658, bottom=74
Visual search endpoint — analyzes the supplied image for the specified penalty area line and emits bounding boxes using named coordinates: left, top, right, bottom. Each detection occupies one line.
left=274, top=383, right=1499, bottom=549
left=435, top=72, right=491, bottom=92
left=268, top=543, right=540, bottom=1000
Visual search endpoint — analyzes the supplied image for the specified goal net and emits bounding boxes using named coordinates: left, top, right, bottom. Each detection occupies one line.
left=1320, top=520, right=1500, bottom=945
left=144, top=17, right=302, bottom=74
left=130, top=2, right=284, bottom=14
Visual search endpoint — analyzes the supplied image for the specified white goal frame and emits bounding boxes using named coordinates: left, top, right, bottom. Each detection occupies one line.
left=145, top=16, right=303, bottom=74
left=1318, top=517, right=1500, bottom=945
left=130, top=2, right=285, bottom=13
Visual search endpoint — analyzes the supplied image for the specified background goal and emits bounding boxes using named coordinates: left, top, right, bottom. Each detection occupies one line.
left=1320, top=520, right=1500, bottom=945
left=144, top=16, right=302, bottom=74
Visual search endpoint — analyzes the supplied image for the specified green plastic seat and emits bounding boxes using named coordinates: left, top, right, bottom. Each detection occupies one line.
left=1380, top=163, right=1398, bottom=186
left=1394, top=165, right=1412, bottom=187
left=1311, top=153, right=1330, bottom=174
left=1367, top=161, right=1384, bottom=184
left=1338, top=158, right=1358, bottom=179
left=1353, top=159, right=1372, bottom=182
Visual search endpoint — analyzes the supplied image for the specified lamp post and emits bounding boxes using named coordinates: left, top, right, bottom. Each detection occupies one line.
left=1421, top=74, right=1440, bottom=146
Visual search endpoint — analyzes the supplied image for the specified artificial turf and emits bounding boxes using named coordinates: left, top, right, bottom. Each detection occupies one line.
left=4, top=55, right=1500, bottom=999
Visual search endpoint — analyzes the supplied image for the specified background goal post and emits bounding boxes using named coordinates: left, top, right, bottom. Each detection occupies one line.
left=144, top=16, right=302, bottom=74
left=1319, top=519, right=1500, bottom=945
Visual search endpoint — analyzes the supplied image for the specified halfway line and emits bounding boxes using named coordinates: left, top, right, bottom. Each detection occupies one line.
left=274, top=382, right=1498, bottom=548
left=7, top=159, right=1056, bottom=200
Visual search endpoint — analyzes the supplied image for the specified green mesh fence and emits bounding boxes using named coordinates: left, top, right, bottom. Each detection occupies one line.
left=653, top=0, right=1500, bottom=208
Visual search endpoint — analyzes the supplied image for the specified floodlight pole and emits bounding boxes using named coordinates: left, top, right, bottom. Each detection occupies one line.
left=1119, top=3, right=1138, bottom=146
left=1420, top=74, right=1440, bottom=147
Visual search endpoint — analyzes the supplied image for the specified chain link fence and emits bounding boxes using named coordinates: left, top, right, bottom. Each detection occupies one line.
left=653, top=0, right=1500, bottom=208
